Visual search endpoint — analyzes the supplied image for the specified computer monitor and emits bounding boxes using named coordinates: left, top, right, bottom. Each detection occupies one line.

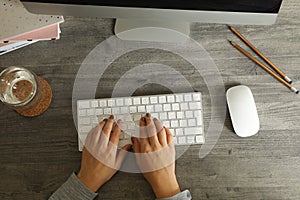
left=21, top=0, right=283, bottom=42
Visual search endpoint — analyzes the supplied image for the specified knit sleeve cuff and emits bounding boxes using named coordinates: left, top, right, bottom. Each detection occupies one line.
left=156, top=190, right=192, bottom=200
left=49, top=172, right=98, bottom=200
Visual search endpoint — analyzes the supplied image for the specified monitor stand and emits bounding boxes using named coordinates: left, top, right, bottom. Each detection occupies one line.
left=114, top=19, right=190, bottom=42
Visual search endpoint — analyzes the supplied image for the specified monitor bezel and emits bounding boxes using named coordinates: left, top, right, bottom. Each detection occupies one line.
left=22, top=2, right=279, bottom=25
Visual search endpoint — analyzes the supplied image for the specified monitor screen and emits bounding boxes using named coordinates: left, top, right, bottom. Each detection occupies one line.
left=21, top=0, right=283, bottom=13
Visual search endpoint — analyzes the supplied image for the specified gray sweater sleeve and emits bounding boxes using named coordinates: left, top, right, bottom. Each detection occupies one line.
left=156, top=190, right=192, bottom=200
left=49, top=173, right=191, bottom=200
left=48, top=173, right=98, bottom=200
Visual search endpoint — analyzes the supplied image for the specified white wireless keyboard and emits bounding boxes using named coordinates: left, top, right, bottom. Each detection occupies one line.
left=77, top=92, right=204, bottom=151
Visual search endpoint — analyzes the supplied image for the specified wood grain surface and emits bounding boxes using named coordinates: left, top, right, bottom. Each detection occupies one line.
left=0, top=0, right=299, bottom=199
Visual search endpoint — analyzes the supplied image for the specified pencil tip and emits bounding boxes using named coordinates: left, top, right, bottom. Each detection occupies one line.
left=296, top=91, right=299, bottom=94
left=227, top=25, right=232, bottom=29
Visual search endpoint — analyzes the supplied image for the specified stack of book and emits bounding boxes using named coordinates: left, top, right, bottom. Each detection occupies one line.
left=0, top=0, right=64, bottom=55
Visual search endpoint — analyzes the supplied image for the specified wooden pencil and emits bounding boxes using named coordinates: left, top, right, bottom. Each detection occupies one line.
left=229, top=40, right=299, bottom=94
left=228, top=25, right=293, bottom=84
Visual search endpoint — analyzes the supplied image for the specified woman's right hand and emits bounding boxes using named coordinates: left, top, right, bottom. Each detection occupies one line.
left=131, top=114, right=181, bottom=199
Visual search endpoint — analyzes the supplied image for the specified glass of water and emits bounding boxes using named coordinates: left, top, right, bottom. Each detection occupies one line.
left=0, top=66, right=43, bottom=114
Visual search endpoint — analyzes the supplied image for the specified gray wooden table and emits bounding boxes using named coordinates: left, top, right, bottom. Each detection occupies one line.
left=0, top=0, right=299, bottom=199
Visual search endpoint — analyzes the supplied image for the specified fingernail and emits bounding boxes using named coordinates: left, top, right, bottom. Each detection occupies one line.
left=146, top=113, right=151, bottom=117
left=141, top=117, right=146, bottom=122
left=109, top=115, right=114, bottom=119
left=117, top=119, right=122, bottom=123
left=103, top=119, right=108, bottom=122
left=153, top=118, right=157, bottom=121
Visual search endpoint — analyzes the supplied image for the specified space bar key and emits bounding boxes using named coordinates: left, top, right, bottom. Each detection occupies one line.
left=184, top=127, right=202, bottom=135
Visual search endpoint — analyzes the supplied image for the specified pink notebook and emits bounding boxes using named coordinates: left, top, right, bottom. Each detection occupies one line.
left=0, top=0, right=64, bottom=43
left=5, top=23, right=61, bottom=42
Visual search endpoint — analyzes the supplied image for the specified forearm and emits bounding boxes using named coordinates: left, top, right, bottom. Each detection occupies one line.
left=49, top=173, right=98, bottom=200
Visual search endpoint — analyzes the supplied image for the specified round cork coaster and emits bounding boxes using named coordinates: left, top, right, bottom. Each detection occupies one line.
left=17, top=77, right=52, bottom=117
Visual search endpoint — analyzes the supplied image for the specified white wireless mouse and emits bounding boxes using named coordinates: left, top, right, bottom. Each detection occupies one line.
left=226, top=85, right=260, bottom=137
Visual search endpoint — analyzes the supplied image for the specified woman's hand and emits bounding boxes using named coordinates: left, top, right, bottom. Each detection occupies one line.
left=132, top=114, right=181, bottom=199
left=77, top=115, right=131, bottom=192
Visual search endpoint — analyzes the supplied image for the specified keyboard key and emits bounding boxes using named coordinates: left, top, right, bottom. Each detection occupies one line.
left=133, top=98, right=141, bottom=105
left=116, top=99, right=124, bottom=106
left=146, top=105, right=154, bottom=113
left=155, top=105, right=163, bottom=112
left=99, top=100, right=107, bottom=107
left=86, top=109, right=95, bottom=116
left=91, top=100, right=98, bottom=108
left=79, top=117, right=90, bottom=125
left=194, top=110, right=202, bottom=117
left=91, top=117, right=99, bottom=124
left=133, top=113, right=142, bottom=121
left=172, top=103, right=180, bottom=111
left=185, top=127, right=202, bottom=135
left=167, top=95, right=175, bottom=103
left=178, top=136, right=186, bottom=144
left=159, top=96, right=166, bottom=103
left=120, top=107, right=129, bottom=114
left=124, top=98, right=132, bottom=106
left=104, top=108, right=112, bottom=115
left=78, top=109, right=86, bottom=116
left=138, top=105, right=146, bottom=113
left=180, top=103, right=189, bottom=110
left=152, top=113, right=159, bottom=119
left=159, top=112, right=167, bottom=120
left=80, top=125, right=92, bottom=133
left=141, top=97, right=149, bottom=104
left=95, top=109, right=103, bottom=115
left=189, top=102, right=201, bottom=110
left=150, top=96, right=158, bottom=104
left=168, top=112, right=176, bottom=119
left=107, top=99, right=115, bottom=107
left=78, top=101, right=90, bottom=109
left=196, top=135, right=204, bottom=143
left=129, top=106, right=137, bottom=113
left=163, top=120, right=170, bottom=127
left=175, top=94, right=184, bottom=102
left=184, top=94, right=192, bottom=102
left=188, top=119, right=196, bottom=126
left=185, top=111, right=193, bottom=118
left=171, top=120, right=179, bottom=127
left=112, top=107, right=119, bottom=114
left=179, top=120, right=187, bottom=127
left=193, top=93, right=201, bottom=101
left=187, top=136, right=195, bottom=144
left=176, top=111, right=184, bottom=119
left=196, top=117, right=202, bottom=126
left=175, top=128, right=184, bottom=136
left=163, top=104, right=171, bottom=111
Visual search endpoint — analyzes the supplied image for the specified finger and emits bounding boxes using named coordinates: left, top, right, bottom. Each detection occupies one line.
left=154, top=118, right=167, bottom=146
left=145, top=113, right=160, bottom=148
left=102, top=115, right=115, bottom=138
left=131, top=137, right=141, bottom=153
left=115, top=144, right=132, bottom=169
left=96, top=119, right=106, bottom=134
left=165, top=127, right=174, bottom=144
left=109, top=119, right=122, bottom=146
left=85, top=119, right=106, bottom=146
left=139, top=117, right=150, bottom=147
